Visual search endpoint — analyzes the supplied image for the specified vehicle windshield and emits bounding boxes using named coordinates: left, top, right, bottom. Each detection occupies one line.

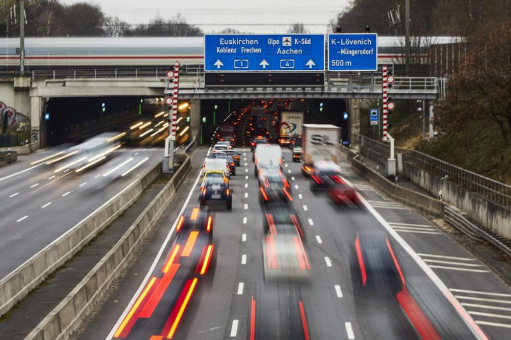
left=204, top=173, right=225, bottom=184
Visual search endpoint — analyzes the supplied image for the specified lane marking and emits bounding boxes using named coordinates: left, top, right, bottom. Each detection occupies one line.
left=288, top=170, right=291, bottom=173
left=244, top=157, right=247, bottom=161
left=454, top=296, right=511, bottom=304
left=0, top=163, right=44, bottom=182
left=469, top=311, right=511, bottom=320
left=450, top=289, right=511, bottom=297
left=245, top=169, right=248, bottom=173
left=303, top=205, right=308, bottom=211
left=345, top=322, right=355, bottom=339
left=308, top=219, right=314, bottom=226
left=335, top=285, right=343, bottom=298
left=241, top=254, right=247, bottom=265
left=41, top=202, right=52, bottom=209
left=244, top=204, right=248, bottom=210
left=243, top=217, right=247, bottom=224
left=244, top=193, right=248, bottom=198
left=79, top=182, right=87, bottom=187
left=393, top=230, right=441, bottom=235
left=299, top=194, right=303, bottom=199
left=30, top=183, right=39, bottom=188
left=245, top=163, right=248, bottom=166
left=285, top=164, right=288, bottom=167
left=475, top=321, right=511, bottom=329
left=245, top=175, right=249, bottom=180
left=392, top=226, right=438, bottom=232
left=316, top=235, right=322, bottom=244
left=418, top=253, right=476, bottom=261
left=389, top=222, right=434, bottom=228
left=237, top=282, right=244, bottom=295
left=9, top=193, right=19, bottom=198
left=423, top=259, right=484, bottom=267
left=230, top=320, right=239, bottom=337
left=17, top=216, right=28, bottom=222
left=245, top=183, right=248, bottom=188
left=428, top=265, right=490, bottom=273
left=325, top=257, right=332, bottom=267
left=62, top=191, right=71, bottom=197
left=295, top=185, right=299, bottom=189
left=242, top=233, right=246, bottom=242
left=291, top=177, right=295, bottom=181
left=48, top=176, right=55, bottom=180
left=462, top=303, right=511, bottom=312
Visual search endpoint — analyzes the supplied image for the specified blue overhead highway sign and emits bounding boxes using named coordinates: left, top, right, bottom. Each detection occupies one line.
left=204, top=34, right=325, bottom=72
left=328, top=33, right=378, bottom=71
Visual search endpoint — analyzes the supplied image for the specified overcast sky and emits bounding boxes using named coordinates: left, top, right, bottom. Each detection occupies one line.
left=61, top=0, right=350, bottom=33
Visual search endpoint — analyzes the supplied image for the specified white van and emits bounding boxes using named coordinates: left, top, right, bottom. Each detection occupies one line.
left=202, top=158, right=230, bottom=178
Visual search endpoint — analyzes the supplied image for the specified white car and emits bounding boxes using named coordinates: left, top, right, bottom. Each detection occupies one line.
left=202, top=158, right=230, bottom=179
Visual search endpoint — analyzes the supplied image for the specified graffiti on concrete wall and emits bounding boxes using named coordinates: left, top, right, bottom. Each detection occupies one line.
left=0, top=101, right=29, bottom=131
left=31, top=129, right=39, bottom=143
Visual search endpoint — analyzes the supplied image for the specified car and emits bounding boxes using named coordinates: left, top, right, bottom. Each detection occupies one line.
left=218, top=135, right=236, bottom=147
left=212, top=144, right=232, bottom=153
left=327, top=175, right=361, bottom=206
left=211, top=153, right=236, bottom=175
left=309, top=161, right=341, bottom=192
left=223, top=149, right=241, bottom=166
left=258, top=169, right=292, bottom=203
left=202, top=158, right=230, bottom=178
left=278, top=136, right=291, bottom=147
left=262, top=233, right=310, bottom=281
left=254, top=144, right=282, bottom=174
left=262, top=202, right=305, bottom=239
left=292, top=146, right=302, bottom=162
left=199, top=171, right=233, bottom=210
left=289, top=133, right=302, bottom=149
left=251, top=136, right=268, bottom=153
left=176, top=206, right=214, bottom=241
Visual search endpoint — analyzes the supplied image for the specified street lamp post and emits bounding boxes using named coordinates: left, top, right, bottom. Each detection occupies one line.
left=19, top=0, right=25, bottom=76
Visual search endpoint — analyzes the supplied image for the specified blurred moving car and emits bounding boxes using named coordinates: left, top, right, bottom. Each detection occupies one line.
left=262, top=203, right=305, bottom=239
left=223, top=149, right=241, bottom=166
left=327, top=175, right=361, bottom=207
left=292, top=146, right=302, bottom=162
left=309, top=161, right=341, bottom=192
left=251, top=136, right=268, bottom=153
left=258, top=169, right=293, bottom=203
left=199, top=171, right=233, bottom=210
left=201, top=158, right=230, bottom=178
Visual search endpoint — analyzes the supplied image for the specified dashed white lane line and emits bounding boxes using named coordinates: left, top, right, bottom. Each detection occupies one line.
left=243, top=217, right=247, bottom=224
left=245, top=175, right=249, bottom=180
left=230, top=320, right=239, bottom=337
left=48, top=175, right=55, bottom=180
left=244, top=193, right=248, bottom=198
left=303, top=205, right=308, bottom=211
left=79, top=182, right=87, bottom=187
left=9, top=193, right=19, bottom=198
left=285, top=164, right=288, bottom=167
left=245, top=169, right=248, bottom=173
left=244, top=204, right=248, bottom=210
left=316, top=235, right=322, bottom=244
left=245, top=183, right=248, bottom=188
left=291, top=177, right=295, bottom=181
left=308, top=219, right=314, bottom=226
left=242, top=233, right=247, bottom=242
left=241, top=254, right=247, bottom=265
left=41, top=202, right=52, bottom=209
left=299, top=194, right=303, bottom=199
left=288, top=170, right=291, bottom=173
left=325, top=257, right=332, bottom=267
left=244, top=157, right=247, bottom=161
left=335, top=285, right=343, bottom=298
left=62, top=191, right=71, bottom=197
left=245, top=163, right=248, bottom=166
left=17, top=216, right=28, bottom=222
left=237, top=282, right=244, bottom=295
left=345, top=322, right=355, bottom=339
left=30, top=183, right=39, bottom=188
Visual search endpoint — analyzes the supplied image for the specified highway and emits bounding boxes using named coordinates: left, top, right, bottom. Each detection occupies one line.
left=72, top=109, right=511, bottom=340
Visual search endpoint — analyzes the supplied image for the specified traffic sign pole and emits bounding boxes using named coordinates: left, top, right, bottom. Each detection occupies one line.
left=164, top=61, right=180, bottom=173
left=382, top=65, right=388, bottom=140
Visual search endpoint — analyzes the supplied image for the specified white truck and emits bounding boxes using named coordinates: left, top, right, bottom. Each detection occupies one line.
left=301, top=124, right=340, bottom=176
left=279, top=111, right=304, bottom=146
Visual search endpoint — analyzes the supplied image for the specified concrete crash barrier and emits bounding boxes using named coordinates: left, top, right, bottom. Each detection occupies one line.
left=0, top=160, right=162, bottom=318
left=404, top=163, right=511, bottom=240
left=351, top=159, right=444, bottom=217
left=0, top=142, right=38, bottom=155
left=0, top=151, right=18, bottom=167
left=25, top=156, right=192, bottom=340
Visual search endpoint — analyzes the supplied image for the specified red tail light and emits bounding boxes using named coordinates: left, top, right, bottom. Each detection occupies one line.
left=260, top=187, right=269, bottom=201
left=206, top=216, right=212, bottom=232
left=176, top=215, right=185, bottom=232
left=311, top=175, right=323, bottom=184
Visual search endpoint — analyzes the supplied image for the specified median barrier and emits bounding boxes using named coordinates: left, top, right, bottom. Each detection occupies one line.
left=0, top=159, right=162, bottom=318
left=25, top=155, right=192, bottom=340
left=351, top=158, right=444, bottom=217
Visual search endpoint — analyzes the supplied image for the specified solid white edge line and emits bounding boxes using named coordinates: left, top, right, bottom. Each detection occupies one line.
left=237, top=282, right=244, bottom=295
left=344, top=177, right=488, bottom=340
left=335, top=285, right=343, bottom=298
left=230, top=319, right=239, bottom=337
left=345, top=322, right=355, bottom=339
left=0, top=163, right=44, bottom=182
left=105, top=153, right=205, bottom=340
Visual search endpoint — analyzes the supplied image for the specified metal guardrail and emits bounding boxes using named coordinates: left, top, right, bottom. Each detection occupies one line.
left=354, top=134, right=511, bottom=207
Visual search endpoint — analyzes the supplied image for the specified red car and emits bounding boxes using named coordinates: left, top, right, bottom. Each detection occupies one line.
left=327, top=175, right=360, bottom=206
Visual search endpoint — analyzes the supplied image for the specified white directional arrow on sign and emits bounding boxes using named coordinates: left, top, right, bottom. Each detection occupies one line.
left=214, top=60, right=224, bottom=69
left=306, top=59, right=316, bottom=69
left=259, top=60, right=269, bottom=69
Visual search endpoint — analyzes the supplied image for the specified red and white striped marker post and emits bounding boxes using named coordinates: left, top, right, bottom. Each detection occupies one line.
left=170, top=61, right=180, bottom=140
left=382, top=65, right=388, bottom=140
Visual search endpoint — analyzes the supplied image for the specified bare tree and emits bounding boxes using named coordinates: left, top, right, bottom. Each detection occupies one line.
left=287, top=22, right=309, bottom=33
left=63, top=2, right=105, bottom=36
left=104, top=16, right=131, bottom=37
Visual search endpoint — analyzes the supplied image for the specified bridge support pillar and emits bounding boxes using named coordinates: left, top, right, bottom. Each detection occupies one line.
left=30, top=96, right=45, bottom=149
left=190, top=99, right=201, bottom=142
